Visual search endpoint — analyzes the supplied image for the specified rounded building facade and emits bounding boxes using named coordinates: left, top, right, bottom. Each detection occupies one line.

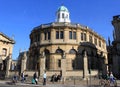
left=28, top=6, right=107, bottom=77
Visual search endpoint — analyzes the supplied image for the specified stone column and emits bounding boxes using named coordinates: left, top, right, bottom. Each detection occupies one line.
left=21, top=52, right=27, bottom=73
left=61, top=52, right=66, bottom=81
left=83, top=51, right=89, bottom=80
left=51, top=28, right=55, bottom=43
left=64, top=28, right=69, bottom=43
left=76, top=29, right=80, bottom=43
left=6, top=54, right=12, bottom=77
left=49, top=54, right=55, bottom=70
left=39, top=52, right=45, bottom=77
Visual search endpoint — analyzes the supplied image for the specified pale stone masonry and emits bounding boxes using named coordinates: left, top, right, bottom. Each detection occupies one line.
left=17, top=5, right=108, bottom=79
left=0, top=32, right=15, bottom=77
left=107, top=15, right=120, bottom=78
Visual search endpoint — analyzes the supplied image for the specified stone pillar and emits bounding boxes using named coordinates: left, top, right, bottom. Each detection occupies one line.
left=39, top=52, right=45, bottom=77
left=21, top=52, right=27, bottom=73
left=61, top=52, right=66, bottom=81
left=51, top=28, right=55, bottom=43
left=83, top=51, right=89, bottom=80
left=76, top=29, right=80, bottom=43
left=64, top=28, right=69, bottom=43
left=6, top=54, right=12, bottom=77
left=49, top=54, right=55, bottom=70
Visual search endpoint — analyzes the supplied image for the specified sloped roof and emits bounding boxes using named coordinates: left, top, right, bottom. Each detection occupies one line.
left=0, top=32, right=15, bottom=44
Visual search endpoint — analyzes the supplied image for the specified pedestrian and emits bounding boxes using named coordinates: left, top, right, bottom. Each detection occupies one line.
left=110, top=72, right=115, bottom=83
left=43, top=71, right=47, bottom=85
left=33, top=72, right=38, bottom=84
left=21, top=71, right=25, bottom=83
left=12, top=73, right=18, bottom=84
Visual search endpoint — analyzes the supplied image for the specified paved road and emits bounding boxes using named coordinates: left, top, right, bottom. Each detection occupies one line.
left=0, top=80, right=87, bottom=87
left=1, top=79, right=120, bottom=87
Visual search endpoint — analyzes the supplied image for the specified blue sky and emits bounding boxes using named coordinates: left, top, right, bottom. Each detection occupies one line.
left=0, top=0, right=120, bottom=59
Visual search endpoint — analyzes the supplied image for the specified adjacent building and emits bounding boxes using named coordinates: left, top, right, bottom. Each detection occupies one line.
left=107, top=15, right=120, bottom=78
left=0, top=32, right=15, bottom=77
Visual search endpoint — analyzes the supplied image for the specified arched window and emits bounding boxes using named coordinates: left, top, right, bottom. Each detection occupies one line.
left=44, top=49, right=50, bottom=70
left=56, top=49, right=63, bottom=54
left=44, top=49, right=50, bottom=55
left=69, top=49, right=77, bottom=54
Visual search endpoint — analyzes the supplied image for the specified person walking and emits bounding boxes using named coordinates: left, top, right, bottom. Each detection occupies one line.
left=43, top=71, right=47, bottom=85
left=33, top=72, right=38, bottom=84
left=21, top=71, right=25, bottom=83
left=110, top=72, right=115, bottom=83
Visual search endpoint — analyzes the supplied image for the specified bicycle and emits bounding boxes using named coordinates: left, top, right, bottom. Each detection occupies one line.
left=99, top=78, right=117, bottom=87
left=99, top=79, right=106, bottom=87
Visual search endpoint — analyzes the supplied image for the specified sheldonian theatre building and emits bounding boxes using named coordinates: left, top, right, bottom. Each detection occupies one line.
left=18, top=5, right=108, bottom=79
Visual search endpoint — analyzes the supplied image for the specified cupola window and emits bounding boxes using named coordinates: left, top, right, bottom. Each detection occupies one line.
left=62, top=13, right=65, bottom=18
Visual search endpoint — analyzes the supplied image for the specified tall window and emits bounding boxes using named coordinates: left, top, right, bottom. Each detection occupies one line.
left=56, top=31, right=64, bottom=39
left=44, top=31, right=51, bottom=40
left=2, top=48, right=7, bottom=56
left=58, top=14, right=60, bottom=19
left=37, top=34, right=40, bottom=41
left=48, top=32, right=51, bottom=40
left=73, top=32, right=76, bottom=39
left=60, top=31, right=63, bottom=39
left=94, top=38, right=97, bottom=45
left=66, top=14, right=68, bottom=18
left=58, top=59, right=61, bottom=67
left=44, top=32, right=47, bottom=40
left=99, top=40, right=101, bottom=47
left=89, top=35, right=93, bottom=43
left=56, top=31, right=59, bottom=39
left=81, top=32, right=86, bottom=41
left=81, top=33, right=84, bottom=40
left=62, top=13, right=64, bottom=18
left=84, top=33, right=86, bottom=41
left=69, top=31, right=76, bottom=39
left=69, top=31, right=72, bottom=39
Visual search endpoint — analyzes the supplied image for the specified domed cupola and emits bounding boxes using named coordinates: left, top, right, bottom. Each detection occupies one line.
left=56, top=5, right=71, bottom=23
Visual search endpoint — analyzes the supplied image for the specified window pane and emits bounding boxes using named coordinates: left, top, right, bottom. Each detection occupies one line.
left=94, top=38, right=97, bottom=45
left=48, top=32, right=51, bottom=40
left=60, top=31, right=64, bottom=39
left=62, top=13, right=64, bottom=18
left=56, top=31, right=59, bottom=39
left=37, top=34, right=40, bottom=41
left=44, top=32, right=47, bottom=40
left=89, top=35, right=92, bottom=43
left=99, top=40, right=101, bottom=47
left=84, top=33, right=86, bottom=41
left=2, top=48, right=7, bottom=56
left=58, top=59, right=61, bottom=67
left=69, top=49, right=76, bottom=54
left=58, top=14, right=60, bottom=19
left=81, top=33, right=83, bottom=40
left=73, top=32, right=76, bottom=39
left=69, top=31, right=72, bottom=39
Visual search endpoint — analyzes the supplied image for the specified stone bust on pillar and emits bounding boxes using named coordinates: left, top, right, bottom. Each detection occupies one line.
left=62, top=51, right=66, bottom=59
